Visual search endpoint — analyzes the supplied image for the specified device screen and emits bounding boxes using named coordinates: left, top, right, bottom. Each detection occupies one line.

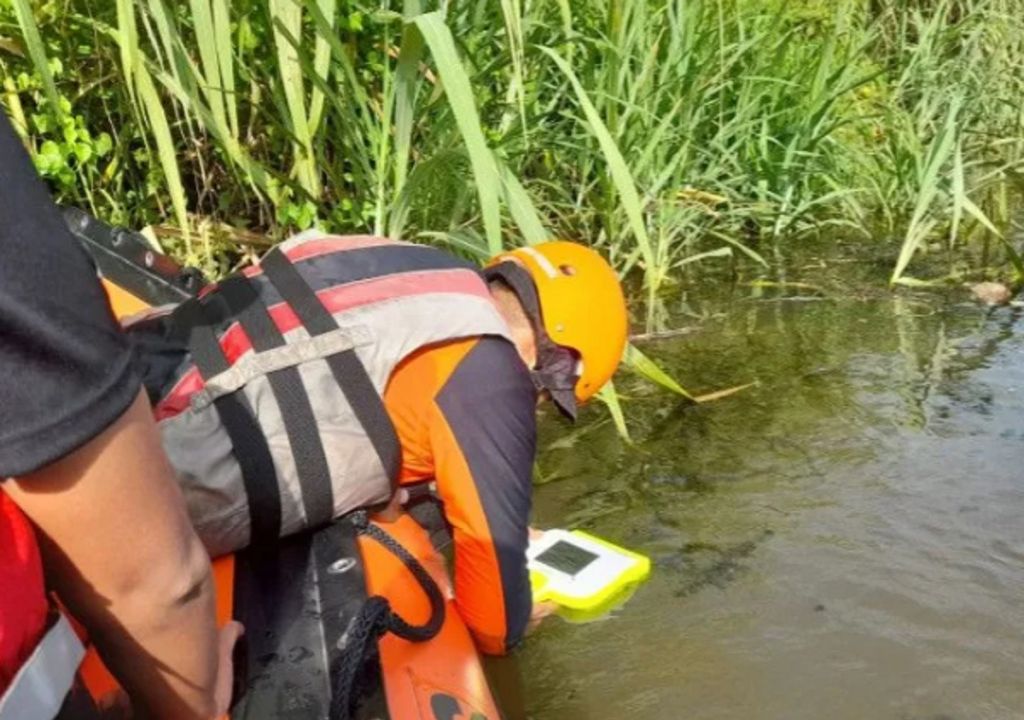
left=535, top=540, right=599, bottom=577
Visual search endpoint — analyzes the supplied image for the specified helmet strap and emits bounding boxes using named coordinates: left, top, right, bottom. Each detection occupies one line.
left=483, top=261, right=579, bottom=420
left=482, top=261, right=545, bottom=335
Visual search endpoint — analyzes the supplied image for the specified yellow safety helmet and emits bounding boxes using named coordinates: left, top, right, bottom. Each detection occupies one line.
left=486, top=241, right=628, bottom=416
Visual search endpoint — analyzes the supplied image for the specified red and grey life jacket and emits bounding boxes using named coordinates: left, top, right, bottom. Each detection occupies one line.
left=127, top=234, right=513, bottom=557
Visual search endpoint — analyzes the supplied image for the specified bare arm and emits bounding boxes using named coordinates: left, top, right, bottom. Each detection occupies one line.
left=5, top=391, right=220, bottom=720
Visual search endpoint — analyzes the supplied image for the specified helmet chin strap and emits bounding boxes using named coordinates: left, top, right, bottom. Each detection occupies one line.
left=482, top=261, right=545, bottom=336
left=482, top=261, right=579, bottom=421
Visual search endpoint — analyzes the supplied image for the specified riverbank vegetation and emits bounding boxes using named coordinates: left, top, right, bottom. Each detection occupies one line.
left=2, top=0, right=1023, bottom=313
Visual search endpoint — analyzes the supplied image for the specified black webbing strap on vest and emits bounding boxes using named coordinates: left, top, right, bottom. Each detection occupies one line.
left=174, top=298, right=282, bottom=543
left=217, top=275, right=336, bottom=530
left=258, top=248, right=402, bottom=486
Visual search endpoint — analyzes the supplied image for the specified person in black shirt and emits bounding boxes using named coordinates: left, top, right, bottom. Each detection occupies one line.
left=0, top=111, right=234, bottom=717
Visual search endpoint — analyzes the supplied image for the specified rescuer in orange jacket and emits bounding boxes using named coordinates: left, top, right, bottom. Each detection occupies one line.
left=134, top=234, right=630, bottom=657
left=377, top=241, right=629, bottom=653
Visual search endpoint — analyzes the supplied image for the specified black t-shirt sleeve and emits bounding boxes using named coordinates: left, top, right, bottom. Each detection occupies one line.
left=0, top=112, right=140, bottom=478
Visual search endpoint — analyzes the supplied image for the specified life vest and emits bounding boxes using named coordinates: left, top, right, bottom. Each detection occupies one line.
left=0, top=495, right=84, bottom=720
left=128, top=234, right=513, bottom=557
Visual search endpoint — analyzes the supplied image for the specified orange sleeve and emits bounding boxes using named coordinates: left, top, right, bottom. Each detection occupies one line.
left=385, top=337, right=536, bottom=654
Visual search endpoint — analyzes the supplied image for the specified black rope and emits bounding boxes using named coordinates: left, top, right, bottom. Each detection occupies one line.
left=355, top=518, right=445, bottom=642
left=328, top=596, right=391, bottom=720
left=329, top=512, right=447, bottom=719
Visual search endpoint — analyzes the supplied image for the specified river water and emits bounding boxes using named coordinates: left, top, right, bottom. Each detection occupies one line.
left=523, top=253, right=1024, bottom=719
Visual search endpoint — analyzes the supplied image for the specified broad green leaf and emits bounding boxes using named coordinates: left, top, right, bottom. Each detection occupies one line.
left=693, top=382, right=757, bottom=404
left=146, top=0, right=186, bottom=80
left=414, top=12, right=503, bottom=255
left=133, top=58, right=190, bottom=240
left=114, top=0, right=139, bottom=108
left=624, top=344, right=694, bottom=400
left=891, top=97, right=961, bottom=284
left=999, top=236, right=1024, bottom=283
left=189, top=0, right=228, bottom=135
left=147, top=59, right=274, bottom=199
left=418, top=230, right=491, bottom=260
left=961, top=195, right=1002, bottom=238
left=306, top=0, right=335, bottom=136
left=300, top=0, right=375, bottom=151
left=270, top=0, right=319, bottom=197
left=554, top=0, right=573, bottom=36
left=211, top=0, right=238, bottom=138
left=677, top=246, right=732, bottom=267
left=392, top=1, right=426, bottom=204
left=892, top=275, right=944, bottom=288
left=949, top=139, right=964, bottom=247
left=539, top=47, right=656, bottom=286
left=498, top=159, right=549, bottom=245
left=711, top=230, right=768, bottom=267
left=596, top=381, right=631, bottom=442
left=146, top=0, right=200, bottom=102
left=499, top=0, right=527, bottom=136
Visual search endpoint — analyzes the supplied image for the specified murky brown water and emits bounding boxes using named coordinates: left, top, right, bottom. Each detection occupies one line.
left=524, top=255, right=1024, bottom=719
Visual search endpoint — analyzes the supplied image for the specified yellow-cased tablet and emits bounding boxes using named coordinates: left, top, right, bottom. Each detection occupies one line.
left=528, top=529, right=651, bottom=623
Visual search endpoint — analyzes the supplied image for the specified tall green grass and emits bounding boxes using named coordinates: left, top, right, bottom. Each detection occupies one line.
left=871, top=0, right=1024, bottom=285
left=5, top=0, right=1023, bottom=436
left=4, top=0, right=1024, bottom=300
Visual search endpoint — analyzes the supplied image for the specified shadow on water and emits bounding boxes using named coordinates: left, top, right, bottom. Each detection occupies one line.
left=520, top=243, right=1024, bottom=720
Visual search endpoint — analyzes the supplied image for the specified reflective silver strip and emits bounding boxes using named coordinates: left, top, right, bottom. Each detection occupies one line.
left=0, top=614, right=85, bottom=720
left=190, top=325, right=373, bottom=411
left=276, top=228, right=324, bottom=251
left=518, top=246, right=559, bottom=278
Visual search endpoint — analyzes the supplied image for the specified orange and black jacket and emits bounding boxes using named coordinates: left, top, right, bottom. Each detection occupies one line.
left=384, top=336, right=535, bottom=655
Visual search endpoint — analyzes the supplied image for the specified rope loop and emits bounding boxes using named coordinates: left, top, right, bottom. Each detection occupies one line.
left=329, top=514, right=447, bottom=718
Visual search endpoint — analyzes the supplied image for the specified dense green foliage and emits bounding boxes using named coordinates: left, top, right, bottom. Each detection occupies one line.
left=2, top=0, right=1023, bottom=300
